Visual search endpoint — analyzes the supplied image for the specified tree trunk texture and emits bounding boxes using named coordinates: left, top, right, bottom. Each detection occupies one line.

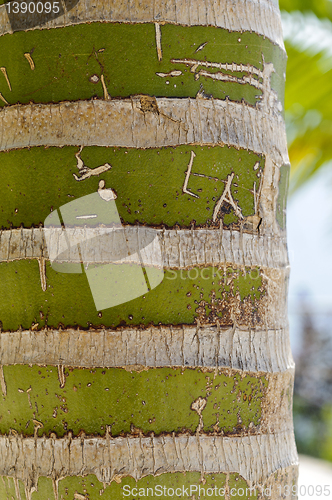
left=0, top=0, right=297, bottom=499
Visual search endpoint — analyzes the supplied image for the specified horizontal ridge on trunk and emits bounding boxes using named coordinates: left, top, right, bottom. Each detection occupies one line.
left=0, top=325, right=293, bottom=372
left=0, top=0, right=284, bottom=49
left=0, top=227, right=288, bottom=268
left=0, top=431, right=297, bottom=490
left=0, top=466, right=299, bottom=500
left=0, top=98, right=288, bottom=164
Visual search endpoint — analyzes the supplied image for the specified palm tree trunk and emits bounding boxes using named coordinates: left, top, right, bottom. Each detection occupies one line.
left=0, top=0, right=297, bottom=498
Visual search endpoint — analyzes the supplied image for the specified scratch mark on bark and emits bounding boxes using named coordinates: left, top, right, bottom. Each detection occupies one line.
left=195, top=42, right=208, bottom=53
left=155, top=23, right=162, bottom=61
left=213, top=173, right=243, bottom=222
left=156, top=70, right=182, bottom=78
left=73, top=146, right=112, bottom=181
left=0, top=92, right=8, bottom=105
left=38, top=257, right=47, bottom=291
left=183, top=150, right=199, bottom=198
left=191, top=396, right=207, bottom=432
left=57, top=364, right=66, bottom=388
left=0, top=365, right=6, bottom=396
left=24, top=53, right=35, bottom=70
left=0, top=67, right=11, bottom=91
left=101, top=74, right=111, bottom=100
left=171, top=58, right=263, bottom=78
left=33, top=419, right=43, bottom=439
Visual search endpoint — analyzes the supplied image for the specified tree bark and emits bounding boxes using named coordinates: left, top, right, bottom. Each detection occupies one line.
left=0, top=0, right=297, bottom=498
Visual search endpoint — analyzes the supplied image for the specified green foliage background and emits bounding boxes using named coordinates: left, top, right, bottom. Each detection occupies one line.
left=281, top=0, right=332, bottom=193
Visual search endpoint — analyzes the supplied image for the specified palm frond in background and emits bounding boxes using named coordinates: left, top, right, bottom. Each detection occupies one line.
left=280, top=0, right=332, bottom=21
left=279, top=1, right=332, bottom=193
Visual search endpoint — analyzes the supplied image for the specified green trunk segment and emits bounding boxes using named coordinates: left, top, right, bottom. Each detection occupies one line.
left=0, top=260, right=264, bottom=331
left=0, top=365, right=267, bottom=437
left=0, top=145, right=263, bottom=230
left=276, top=164, right=290, bottom=229
left=0, top=23, right=286, bottom=107
left=0, top=472, right=259, bottom=500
